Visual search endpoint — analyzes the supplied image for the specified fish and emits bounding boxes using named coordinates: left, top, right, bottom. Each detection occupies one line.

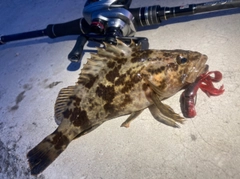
left=27, top=40, right=208, bottom=175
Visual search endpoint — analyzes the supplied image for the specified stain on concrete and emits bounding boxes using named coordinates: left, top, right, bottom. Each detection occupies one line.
left=41, top=79, right=62, bottom=89
left=23, top=84, right=32, bottom=91
left=9, top=83, right=32, bottom=112
left=9, top=91, right=25, bottom=111
left=9, top=105, right=19, bottom=111
left=16, top=91, right=25, bottom=104
left=47, top=81, right=62, bottom=89
left=32, top=122, right=37, bottom=127
left=190, top=134, right=197, bottom=141
left=0, top=87, right=6, bottom=100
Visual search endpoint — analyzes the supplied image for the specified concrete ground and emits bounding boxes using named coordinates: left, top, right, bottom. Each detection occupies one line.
left=0, top=0, right=240, bottom=179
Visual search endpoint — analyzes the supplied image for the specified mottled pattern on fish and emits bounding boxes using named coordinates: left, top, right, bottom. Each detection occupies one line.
left=27, top=40, right=208, bottom=175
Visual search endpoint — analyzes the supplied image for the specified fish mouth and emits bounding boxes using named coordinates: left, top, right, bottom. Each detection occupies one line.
left=186, top=54, right=208, bottom=83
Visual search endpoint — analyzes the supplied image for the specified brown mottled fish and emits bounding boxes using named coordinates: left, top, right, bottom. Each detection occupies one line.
left=27, top=40, right=208, bottom=175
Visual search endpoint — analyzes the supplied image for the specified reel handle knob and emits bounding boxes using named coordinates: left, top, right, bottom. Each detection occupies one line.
left=68, top=35, right=87, bottom=62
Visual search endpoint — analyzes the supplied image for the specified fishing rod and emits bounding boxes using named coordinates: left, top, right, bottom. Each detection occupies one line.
left=1, top=0, right=240, bottom=62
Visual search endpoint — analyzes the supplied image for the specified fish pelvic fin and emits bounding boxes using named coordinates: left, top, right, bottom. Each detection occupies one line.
left=27, top=129, right=71, bottom=175
left=149, top=92, right=185, bottom=127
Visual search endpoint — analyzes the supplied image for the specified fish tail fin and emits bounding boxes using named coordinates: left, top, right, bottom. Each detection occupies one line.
left=27, top=129, right=71, bottom=175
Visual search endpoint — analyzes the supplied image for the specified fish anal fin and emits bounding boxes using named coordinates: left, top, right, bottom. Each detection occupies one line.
left=121, top=110, right=144, bottom=128
left=54, top=86, right=75, bottom=125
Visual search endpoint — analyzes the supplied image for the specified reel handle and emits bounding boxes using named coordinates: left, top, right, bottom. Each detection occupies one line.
left=68, top=35, right=88, bottom=62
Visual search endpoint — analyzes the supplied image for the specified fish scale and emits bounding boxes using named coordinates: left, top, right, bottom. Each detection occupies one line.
left=27, top=40, right=208, bottom=175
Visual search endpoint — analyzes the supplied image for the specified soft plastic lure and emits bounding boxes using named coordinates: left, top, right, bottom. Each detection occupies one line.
left=180, top=71, right=224, bottom=118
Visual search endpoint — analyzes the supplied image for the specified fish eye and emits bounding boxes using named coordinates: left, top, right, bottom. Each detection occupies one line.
left=177, top=55, right=188, bottom=64
left=181, top=58, right=188, bottom=63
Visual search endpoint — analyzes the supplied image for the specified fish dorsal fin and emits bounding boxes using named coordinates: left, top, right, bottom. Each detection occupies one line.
left=54, top=86, right=75, bottom=125
left=76, top=40, right=140, bottom=86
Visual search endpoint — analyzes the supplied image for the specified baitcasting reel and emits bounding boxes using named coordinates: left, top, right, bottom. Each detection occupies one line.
left=83, top=0, right=135, bottom=37
left=68, top=0, right=149, bottom=62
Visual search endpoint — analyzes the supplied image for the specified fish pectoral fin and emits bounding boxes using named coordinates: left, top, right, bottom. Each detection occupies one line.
left=121, top=110, right=144, bottom=128
left=150, top=92, right=185, bottom=127
left=54, top=86, right=75, bottom=125
left=146, top=79, right=166, bottom=98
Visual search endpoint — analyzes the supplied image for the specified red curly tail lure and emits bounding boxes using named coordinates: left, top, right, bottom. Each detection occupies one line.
left=180, top=71, right=224, bottom=118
